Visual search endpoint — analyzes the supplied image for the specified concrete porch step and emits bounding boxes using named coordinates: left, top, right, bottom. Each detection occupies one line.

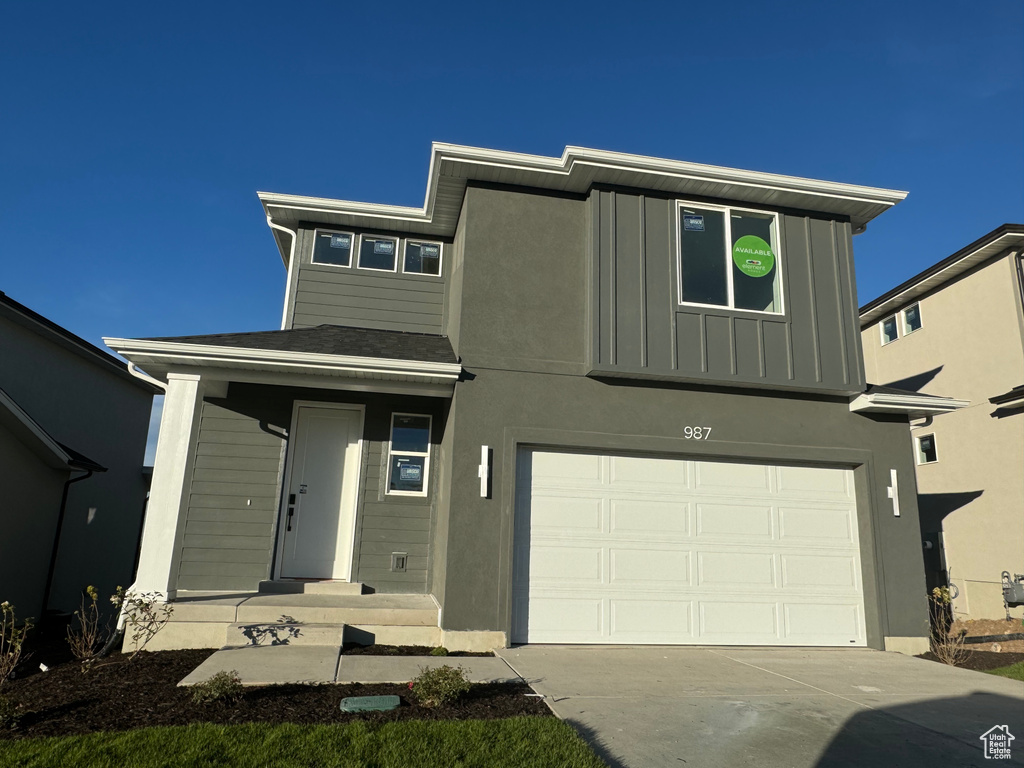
left=227, top=622, right=345, bottom=647
left=236, top=593, right=438, bottom=627
left=257, top=580, right=364, bottom=596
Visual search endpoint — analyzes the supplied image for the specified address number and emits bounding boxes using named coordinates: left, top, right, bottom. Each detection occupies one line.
left=683, top=426, right=712, bottom=440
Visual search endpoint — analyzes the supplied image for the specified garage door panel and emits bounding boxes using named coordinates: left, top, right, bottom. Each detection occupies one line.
left=779, top=505, right=855, bottom=544
left=528, top=597, right=604, bottom=640
left=696, top=502, right=774, bottom=538
left=513, top=448, right=865, bottom=647
left=611, top=599, right=693, bottom=640
left=698, top=551, right=776, bottom=587
left=611, top=548, right=691, bottom=585
left=530, top=545, right=603, bottom=584
left=609, top=454, right=689, bottom=490
left=782, top=554, right=859, bottom=590
left=700, top=601, right=778, bottom=639
left=528, top=495, right=603, bottom=532
left=784, top=603, right=862, bottom=643
left=776, top=465, right=852, bottom=499
left=695, top=461, right=772, bottom=492
left=610, top=499, right=690, bottom=535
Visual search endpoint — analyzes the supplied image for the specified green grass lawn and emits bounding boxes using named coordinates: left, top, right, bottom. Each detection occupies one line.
left=0, top=717, right=607, bottom=768
left=986, top=661, right=1024, bottom=682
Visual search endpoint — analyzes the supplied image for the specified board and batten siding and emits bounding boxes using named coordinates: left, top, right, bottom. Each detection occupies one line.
left=289, top=226, right=448, bottom=334
left=590, top=189, right=865, bottom=395
left=175, top=386, right=443, bottom=594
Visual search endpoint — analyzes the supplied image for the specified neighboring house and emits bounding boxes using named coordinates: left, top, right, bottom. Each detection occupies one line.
left=860, top=224, right=1024, bottom=620
left=105, top=143, right=956, bottom=655
left=0, top=292, right=157, bottom=620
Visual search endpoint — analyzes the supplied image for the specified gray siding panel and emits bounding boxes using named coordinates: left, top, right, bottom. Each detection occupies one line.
left=288, top=226, right=448, bottom=334
left=591, top=190, right=865, bottom=394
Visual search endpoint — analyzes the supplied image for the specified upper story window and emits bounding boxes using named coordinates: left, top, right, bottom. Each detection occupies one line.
left=881, top=315, right=898, bottom=345
left=677, top=202, right=783, bottom=314
left=386, top=414, right=431, bottom=496
left=404, top=240, right=442, bottom=275
left=903, top=302, right=922, bottom=334
left=311, top=230, right=354, bottom=267
left=916, top=433, right=938, bottom=464
left=358, top=235, right=398, bottom=272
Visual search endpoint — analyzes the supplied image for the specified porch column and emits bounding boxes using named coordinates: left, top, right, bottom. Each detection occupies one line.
left=133, top=373, right=206, bottom=600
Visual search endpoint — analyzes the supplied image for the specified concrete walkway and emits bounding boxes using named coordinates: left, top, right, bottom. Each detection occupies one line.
left=496, top=646, right=1024, bottom=768
left=179, top=645, right=519, bottom=686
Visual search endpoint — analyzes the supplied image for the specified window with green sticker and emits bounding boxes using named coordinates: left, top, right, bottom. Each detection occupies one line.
left=677, top=203, right=783, bottom=314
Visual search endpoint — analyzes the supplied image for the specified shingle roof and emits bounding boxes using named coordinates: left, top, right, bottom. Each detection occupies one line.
left=144, top=324, right=458, bottom=365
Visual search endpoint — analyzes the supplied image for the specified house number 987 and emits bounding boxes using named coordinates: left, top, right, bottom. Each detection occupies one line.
left=683, top=426, right=712, bottom=439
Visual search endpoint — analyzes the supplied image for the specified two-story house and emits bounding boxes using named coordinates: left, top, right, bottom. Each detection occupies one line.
left=860, top=224, right=1024, bottom=620
left=105, top=143, right=959, bottom=655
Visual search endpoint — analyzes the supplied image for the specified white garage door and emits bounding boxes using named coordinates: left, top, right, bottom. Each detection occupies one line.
left=512, top=449, right=866, bottom=646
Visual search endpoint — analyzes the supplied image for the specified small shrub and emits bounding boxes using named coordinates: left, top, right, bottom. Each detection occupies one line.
left=0, top=695, right=22, bottom=730
left=67, top=586, right=115, bottom=671
left=0, top=602, right=32, bottom=689
left=410, top=664, right=470, bottom=707
left=928, top=587, right=968, bottom=666
left=111, top=587, right=174, bottom=661
left=429, top=646, right=449, bottom=657
left=191, top=670, right=244, bottom=705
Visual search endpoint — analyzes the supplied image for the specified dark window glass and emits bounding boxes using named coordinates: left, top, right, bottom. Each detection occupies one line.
left=679, top=207, right=728, bottom=306
left=404, top=241, right=441, bottom=275
left=312, top=231, right=352, bottom=266
left=731, top=212, right=780, bottom=312
left=389, top=455, right=426, bottom=493
left=359, top=236, right=397, bottom=271
left=918, top=435, right=937, bottom=463
left=904, top=304, right=922, bottom=333
left=882, top=316, right=898, bottom=344
left=391, top=415, right=430, bottom=453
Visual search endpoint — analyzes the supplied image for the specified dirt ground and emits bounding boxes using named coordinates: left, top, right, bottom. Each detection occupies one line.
left=953, top=618, right=1024, bottom=653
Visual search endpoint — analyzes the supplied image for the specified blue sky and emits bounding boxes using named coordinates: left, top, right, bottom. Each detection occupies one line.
left=2, top=1, right=1021, bottom=460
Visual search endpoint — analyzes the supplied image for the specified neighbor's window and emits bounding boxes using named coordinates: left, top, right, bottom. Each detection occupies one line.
left=917, top=434, right=938, bottom=464
left=881, top=315, right=899, bottom=345
left=311, top=230, right=354, bottom=267
left=358, top=235, right=398, bottom=271
left=404, top=240, right=442, bottom=275
left=387, top=414, right=431, bottom=495
left=678, top=203, right=783, bottom=313
left=903, top=303, right=922, bottom=334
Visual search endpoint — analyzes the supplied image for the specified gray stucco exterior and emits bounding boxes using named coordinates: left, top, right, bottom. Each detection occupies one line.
left=135, top=149, right=927, bottom=650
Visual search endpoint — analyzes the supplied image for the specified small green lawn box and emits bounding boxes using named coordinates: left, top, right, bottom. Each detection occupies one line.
left=339, top=694, right=401, bottom=712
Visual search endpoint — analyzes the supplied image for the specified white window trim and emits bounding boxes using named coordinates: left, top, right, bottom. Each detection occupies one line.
left=402, top=239, right=444, bottom=276
left=385, top=412, right=432, bottom=497
left=357, top=234, right=400, bottom=273
left=916, top=433, right=938, bottom=465
left=902, top=302, right=923, bottom=336
left=880, top=314, right=899, bottom=346
left=310, top=228, right=356, bottom=268
left=675, top=200, right=785, bottom=316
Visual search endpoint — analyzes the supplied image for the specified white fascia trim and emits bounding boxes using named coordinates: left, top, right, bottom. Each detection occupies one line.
left=0, top=388, right=73, bottom=468
left=849, top=392, right=969, bottom=415
left=258, top=143, right=907, bottom=233
left=102, top=338, right=462, bottom=380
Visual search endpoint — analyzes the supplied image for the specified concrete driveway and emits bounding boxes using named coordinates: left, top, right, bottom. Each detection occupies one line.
left=496, top=646, right=1024, bottom=768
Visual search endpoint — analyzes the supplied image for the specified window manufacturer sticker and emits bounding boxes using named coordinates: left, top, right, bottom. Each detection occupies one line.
left=399, top=464, right=422, bottom=481
left=330, top=234, right=351, bottom=249
left=373, top=240, right=394, bottom=255
left=683, top=214, right=705, bottom=232
left=732, top=235, right=775, bottom=278
left=421, top=245, right=439, bottom=256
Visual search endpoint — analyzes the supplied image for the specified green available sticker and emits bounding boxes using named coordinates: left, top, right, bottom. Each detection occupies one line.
left=732, top=235, right=775, bottom=278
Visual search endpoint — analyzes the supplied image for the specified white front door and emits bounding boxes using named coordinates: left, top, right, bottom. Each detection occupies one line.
left=513, top=449, right=866, bottom=647
left=279, top=405, right=363, bottom=579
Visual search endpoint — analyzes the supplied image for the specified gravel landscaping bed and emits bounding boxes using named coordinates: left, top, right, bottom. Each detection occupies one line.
left=0, top=649, right=549, bottom=741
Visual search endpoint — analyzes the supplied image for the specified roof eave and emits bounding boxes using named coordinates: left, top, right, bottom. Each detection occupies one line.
left=849, top=392, right=969, bottom=418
